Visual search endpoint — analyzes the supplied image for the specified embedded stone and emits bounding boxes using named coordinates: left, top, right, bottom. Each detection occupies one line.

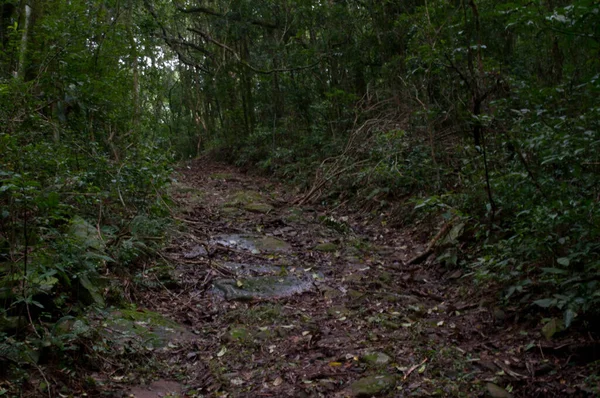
left=361, top=352, right=391, bottom=366
left=314, top=242, right=338, bottom=252
left=350, top=375, right=395, bottom=397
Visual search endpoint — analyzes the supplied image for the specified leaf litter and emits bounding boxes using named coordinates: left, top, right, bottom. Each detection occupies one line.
left=109, top=159, right=599, bottom=397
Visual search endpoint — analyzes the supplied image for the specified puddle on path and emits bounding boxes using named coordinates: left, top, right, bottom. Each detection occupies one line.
left=213, top=274, right=316, bottom=301
left=211, top=260, right=322, bottom=301
left=211, top=234, right=291, bottom=254
left=220, top=261, right=282, bottom=276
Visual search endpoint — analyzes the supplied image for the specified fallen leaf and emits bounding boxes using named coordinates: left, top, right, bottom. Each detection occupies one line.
left=273, top=377, right=283, bottom=386
left=217, top=346, right=227, bottom=357
left=329, top=362, right=342, bottom=367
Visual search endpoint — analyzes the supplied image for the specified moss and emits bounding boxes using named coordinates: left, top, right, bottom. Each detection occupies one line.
left=314, top=242, right=338, bottom=252
left=101, top=309, right=188, bottom=350
left=225, top=326, right=252, bottom=343
left=244, top=202, right=273, bottom=214
left=327, top=305, right=349, bottom=317
left=226, top=190, right=265, bottom=207
left=361, top=352, right=391, bottom=366
left=284, top=208, right=304, bottom=222
left=253, top=236, right=290, bottom=253
left=350, top=375, right=396, bottom=397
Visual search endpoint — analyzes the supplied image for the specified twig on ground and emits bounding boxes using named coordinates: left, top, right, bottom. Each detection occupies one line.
left=403, top=357, right=429, bottom=380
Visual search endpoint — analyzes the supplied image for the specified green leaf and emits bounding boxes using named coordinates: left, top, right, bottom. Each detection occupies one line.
left=533, top=298, right=556, bottom=308
left=556, top=257, right=570, bottom=266
left=541, top=267, right=568, bottom=274
left=564, top=309, right=576, bottom=328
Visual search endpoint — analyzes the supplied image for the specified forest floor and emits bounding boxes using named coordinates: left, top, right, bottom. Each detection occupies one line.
left=103, top=159, right=597, bottom=397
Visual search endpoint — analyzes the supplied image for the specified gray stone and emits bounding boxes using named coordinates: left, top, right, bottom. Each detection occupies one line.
left=226, top=190, right=265, bottom=206
left=214, top=274, right=314, bottom=301
left=314, top=242, right=338, bottom=252
left=212, top=234, right=291, bottom=254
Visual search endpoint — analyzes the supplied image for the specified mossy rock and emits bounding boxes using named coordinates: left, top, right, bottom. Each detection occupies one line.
left=486, top=383, right=514, bottom=398
left=171, top=183, right=205, bottom=210
left=327, top=305, right=349, bottom=317
left=255, top=236, right=291, bottom=253
left=244, top=202, right=274, bottom=214
left=350, top=375, right=396, bottom=397
left=212, top=234, right=291, bottom=254
left=255, top=328, right=276, bottom=341
left=284, top=208, right=304, bottom=223
left=314, top=242, right=338, bottom=252
left=226, top=191, right=266, bottom=207
left=347, top=289, right=365, bottom=299
left=345, top=274, right=364, bottom=283
left=378, top=272, right=392, bottom=284
left=101, top=309, right=191, bottom=350
left=361, top=352, right=391, bottom=366
left=221, top=206, right=239, bottom=214
left=320, top=286, right=343, bottom=300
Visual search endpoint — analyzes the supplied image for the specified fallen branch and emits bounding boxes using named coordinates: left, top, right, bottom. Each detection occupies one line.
left=407, top=217, right=458, bottom=265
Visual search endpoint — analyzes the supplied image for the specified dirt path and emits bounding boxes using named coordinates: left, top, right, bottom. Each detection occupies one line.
left=123, top=159, right=593, bottom=397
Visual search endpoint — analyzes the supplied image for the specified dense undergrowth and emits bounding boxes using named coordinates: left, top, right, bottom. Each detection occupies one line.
left=0, top=1, right=174, bottom=389
left=0, top=83, right=173, bottom=382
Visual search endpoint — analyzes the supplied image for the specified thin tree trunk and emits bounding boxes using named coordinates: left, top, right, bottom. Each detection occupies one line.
left=16, top=4, right=31, bottom=79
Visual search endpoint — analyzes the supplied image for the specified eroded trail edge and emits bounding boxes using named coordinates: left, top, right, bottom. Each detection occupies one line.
left=124, top=160, right=587, bottom=398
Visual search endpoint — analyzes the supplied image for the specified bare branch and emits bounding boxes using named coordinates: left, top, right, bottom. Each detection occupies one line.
left=188, top=27, right=321, bottom=75
left=176, top=5, right=279, bottom=30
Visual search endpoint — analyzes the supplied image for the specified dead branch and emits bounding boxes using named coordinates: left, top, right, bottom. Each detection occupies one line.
left=407, top=217, right=458, bottom=265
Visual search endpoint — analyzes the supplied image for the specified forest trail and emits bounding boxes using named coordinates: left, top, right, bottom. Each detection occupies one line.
left=124, top=159, right=583, bottom=398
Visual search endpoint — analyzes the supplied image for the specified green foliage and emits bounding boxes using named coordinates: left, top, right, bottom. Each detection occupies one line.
left=0, top=0, right=176, bottom=382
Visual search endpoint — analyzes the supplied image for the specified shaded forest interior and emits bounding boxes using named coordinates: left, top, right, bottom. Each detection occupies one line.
left=0, top=0, right=599, bottom=396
